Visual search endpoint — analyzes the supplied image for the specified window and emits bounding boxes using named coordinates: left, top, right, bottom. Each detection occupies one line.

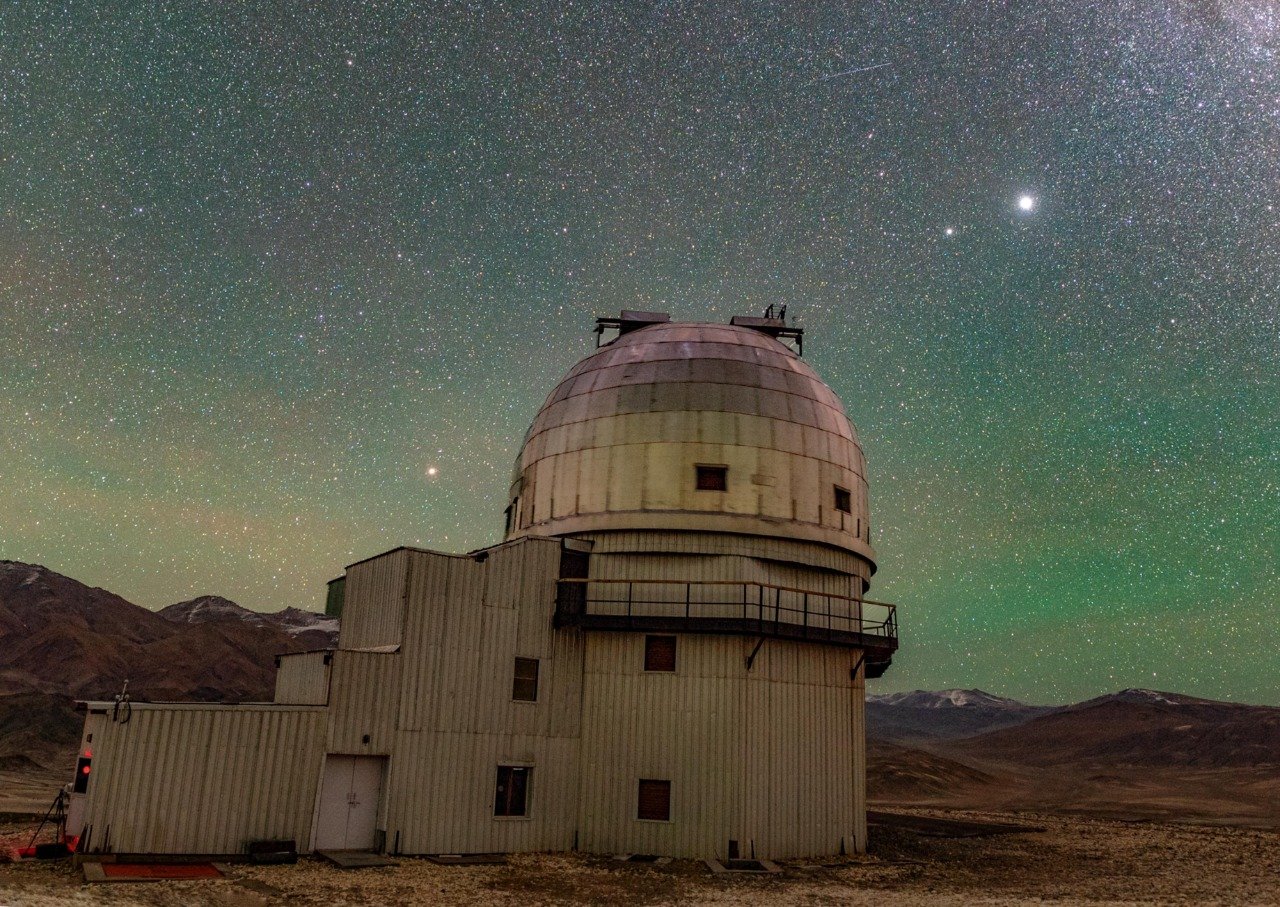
left=559, top=547, right=590, bottom=579
left=494, top=765, right=530, bottom=817
left=834, top=486, right=852, bottom=514
left=73, top=756, right=91, bottom=794
left=644, top=635, right=677, bottom=672
left=503, top=500, right=516, bottom=535
left=695, top=464, right=727, bottom=491
left=637, top=779, right=671, bottom=821
left=512, top=657, right=539, bottom=702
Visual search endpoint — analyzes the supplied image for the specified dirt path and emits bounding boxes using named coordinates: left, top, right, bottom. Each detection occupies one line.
left=2, top=809, right=1278, bottom=906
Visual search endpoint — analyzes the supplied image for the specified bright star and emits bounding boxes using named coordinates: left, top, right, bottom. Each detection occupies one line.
left=944, top=227, right=955, bottom=236
left=426, top=467, right=439, bottom=477
left=1018, top=194, right=1036, bottom=212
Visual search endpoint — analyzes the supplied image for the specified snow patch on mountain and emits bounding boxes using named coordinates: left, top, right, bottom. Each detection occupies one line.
left=158, top=596, right=338, bottom=641
left=1079, top=688, right=1219, bottom=708
left=2, top=561, right=48, bottom=590
left=869, top=689, right=1030, bottom=710
left=271, top=607, right=340, bottom=638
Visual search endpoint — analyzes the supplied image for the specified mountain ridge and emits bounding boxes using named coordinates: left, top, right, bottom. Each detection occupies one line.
left=0, top=560, right=338, bottom=769
left=158, top=594, right=338, bottom=645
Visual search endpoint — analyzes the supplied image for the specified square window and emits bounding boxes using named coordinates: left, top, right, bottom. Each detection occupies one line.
left=512, top=657, right=539, bottom=702
left=494, top=765, right=530, bottom=817
left=695, top=464, right=727, bottom=491
left=834, top=486, right=852, bottom=514
left=637, top=779, right=671, bottom=821
left=644, top=635, right=677, bottom=672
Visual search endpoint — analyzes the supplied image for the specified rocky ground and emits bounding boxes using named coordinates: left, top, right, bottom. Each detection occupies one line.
left=2, top=808, right=1278, bottom=906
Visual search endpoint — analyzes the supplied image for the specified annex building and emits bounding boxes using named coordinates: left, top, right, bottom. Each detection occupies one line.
left=69, top=311, right=899, bottom=860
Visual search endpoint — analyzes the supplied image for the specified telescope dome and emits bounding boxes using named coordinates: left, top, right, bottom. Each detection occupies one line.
left=504, top=313, right=874, bottom=572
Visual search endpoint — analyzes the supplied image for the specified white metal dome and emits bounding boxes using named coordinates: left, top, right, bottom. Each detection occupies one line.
left=505, top=314, right=875, bottom=569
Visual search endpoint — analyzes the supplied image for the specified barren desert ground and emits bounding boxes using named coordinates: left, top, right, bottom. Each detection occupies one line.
left=3, top=808, right=1278, bottom=906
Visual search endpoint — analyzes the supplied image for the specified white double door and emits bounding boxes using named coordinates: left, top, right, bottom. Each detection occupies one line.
left=315, top=755, right=385, bottom=851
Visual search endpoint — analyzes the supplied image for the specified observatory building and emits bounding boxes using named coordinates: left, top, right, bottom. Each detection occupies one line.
left=69, top=312, right=898, bottom=860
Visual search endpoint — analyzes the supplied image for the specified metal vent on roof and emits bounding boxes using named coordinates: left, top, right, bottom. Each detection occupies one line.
left=595, top=311, right=671, bottom=344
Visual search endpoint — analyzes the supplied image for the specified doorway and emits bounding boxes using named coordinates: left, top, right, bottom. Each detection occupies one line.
left=315, top=755, right=386, bottom=851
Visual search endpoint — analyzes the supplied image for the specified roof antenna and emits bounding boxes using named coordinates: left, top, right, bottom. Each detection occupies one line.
left=112, top=679, right=132, bottom=724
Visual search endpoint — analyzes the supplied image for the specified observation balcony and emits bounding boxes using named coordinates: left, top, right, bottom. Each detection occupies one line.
left=554, top=579, right=897, bottom=677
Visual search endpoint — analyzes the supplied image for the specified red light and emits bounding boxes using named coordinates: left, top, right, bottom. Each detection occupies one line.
left=82, top=765, right=91, bottom=775
left=84, top=749, right=92, bottom=757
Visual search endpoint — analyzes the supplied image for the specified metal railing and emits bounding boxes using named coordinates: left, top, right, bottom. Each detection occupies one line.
left=555, top=578, right=897, bottom=643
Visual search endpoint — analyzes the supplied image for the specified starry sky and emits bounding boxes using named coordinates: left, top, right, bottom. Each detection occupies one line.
left=2, top=2, right=1276, bottom=705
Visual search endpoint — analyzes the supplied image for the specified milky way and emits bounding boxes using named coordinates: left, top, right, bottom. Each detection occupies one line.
left=1, top=2, right=1276, bottom=703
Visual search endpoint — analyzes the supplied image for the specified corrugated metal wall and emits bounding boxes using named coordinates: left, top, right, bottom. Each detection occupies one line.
left=327, top=651, right=400, bottom=753
left=578, top=634, right=864, bottom=859
left=80, top=704, right=326, bottom=855
left=581, top=545, right=868, bottom=630
left=375, top=540, right=585, bottom=854
left=583, top=529, right=871, bottom=583
left=386, top=732, right=579, bottom=854
left=340, top=548, right=409, bottom=649
left=587, top=550, right=863, bottom=596
left=394, top=541, right=579, bottom=739
left=274, top=652, right=330, bottom=705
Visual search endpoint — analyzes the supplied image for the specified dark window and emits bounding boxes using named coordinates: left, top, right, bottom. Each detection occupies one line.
left=695, top=464, right=727, bottom=491
left=644, top=635, right=677, bottom=672
left=494, top=765, right=530, bottom=817
left=637, top=779, right=671, bottom=821
left=559, top=547, right=590, bottom=579
left=73, top=756, right=91, bottom=794
left=503, top=501, right=515, bottom=535
left=557, top=547, right=590, bottom=624
left=512, top=657, right=539, bottom=701
left=834, top=486, right=852, bottom=514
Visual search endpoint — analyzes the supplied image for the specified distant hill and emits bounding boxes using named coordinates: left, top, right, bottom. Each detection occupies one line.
left=867, top=686, right=1280, bottom=826
left=867, top=687, right=1055, bottom=743
left=954, top=690, right=1280, bottom=769
left=0, top=561, right=337, bottom=770
left=867, top=740, right=1000, bottom=801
